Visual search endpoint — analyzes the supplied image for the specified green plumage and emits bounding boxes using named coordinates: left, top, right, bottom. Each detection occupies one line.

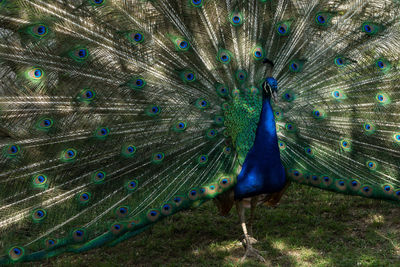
left=0, top=0, right=400, bottom=264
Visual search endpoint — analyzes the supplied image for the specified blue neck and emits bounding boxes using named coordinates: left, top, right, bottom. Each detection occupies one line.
left=234, top=98, right=286, bottom=199
left=254, top=98, right=280, bottom=156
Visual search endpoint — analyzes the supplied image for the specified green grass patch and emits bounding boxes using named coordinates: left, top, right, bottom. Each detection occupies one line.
left=15, top=184, right=400, bottom=266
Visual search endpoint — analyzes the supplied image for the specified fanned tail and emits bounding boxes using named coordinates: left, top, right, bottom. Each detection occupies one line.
left=271, top=0, right=400, bottom=200
left=0, top=0, right=243, bottom=262
left=1, top=0, right=400, bottom=264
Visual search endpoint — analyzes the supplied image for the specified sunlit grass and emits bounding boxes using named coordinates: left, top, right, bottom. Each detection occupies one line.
left=16, top=183, right=400, bottom=266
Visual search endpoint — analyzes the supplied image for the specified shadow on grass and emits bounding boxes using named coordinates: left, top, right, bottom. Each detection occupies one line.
left=16, top=183, right=400, bottom=267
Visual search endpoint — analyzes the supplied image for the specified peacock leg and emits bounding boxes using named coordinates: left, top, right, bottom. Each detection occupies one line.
left=236, top=200, right=266, bottom=263
left=246, top=197, right=258, bottom=244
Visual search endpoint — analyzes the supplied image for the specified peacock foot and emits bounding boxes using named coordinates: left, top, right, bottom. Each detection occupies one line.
left=240, top=244, right=266, bottom=263
left=241, top=235, right=258, bottom=247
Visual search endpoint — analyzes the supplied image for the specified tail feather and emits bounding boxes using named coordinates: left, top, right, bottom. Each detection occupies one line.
left=0, top=0, right=400, bottom=263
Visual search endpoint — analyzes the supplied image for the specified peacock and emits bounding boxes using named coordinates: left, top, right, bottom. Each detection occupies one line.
left=0, top=0, right=400, bottom=264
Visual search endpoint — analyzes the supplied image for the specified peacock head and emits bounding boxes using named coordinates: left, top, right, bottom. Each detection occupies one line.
left=262, top=58, right=278, bottom=102
left=262, top=77, right=278, bottom=102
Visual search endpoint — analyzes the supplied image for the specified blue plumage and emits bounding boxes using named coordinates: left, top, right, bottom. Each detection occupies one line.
left=235, top=78, right=286, bottom=199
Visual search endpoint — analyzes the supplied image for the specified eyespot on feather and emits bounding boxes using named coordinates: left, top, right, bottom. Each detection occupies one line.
left=229, top=11, right=243, bottom=26
left=126, top=31, right=145, bottom=44
left=276, top=21, right=292, bottom=36
left=71, top=228, right=87, bottom=242
left=172, top=121, right=187, bottom=132
left=251, top=45, right=265, bottom=61
left=180, top=70, right=196, bottom=83
left=27, top=68, right=44, bottom=80
left=92, top=171, right=106, bottom=184
left=36, top=118, right=54, bottom=131
left=3, top=144, right=21, bottom=158
left=198, top=154, right=208, bottom=165
left=60, top=148, right=77, bottom=162
left=361, top=22, right=382, bottom=35
left=145, top=105, right=161, bottom=117
left=32, top=174, right=48, bottom=189
left=190, top=0, right=203, bottom=7
left=151, top=152, right=165, bottom=164
left=69, top=47, right=89, bottom=62
left=77, top=192, right=91, bottom=205
left=205, top=129, right=218, bottom=139
left=29, top=24, right=48, bottom=38
left=315, top=12, right=332, bottom=26
left=216, top=84, right=229, bottom=97
left=195, top=98, right=210, bottom=109
left=126, top=179, right=138, bottom=192
left=147, top=209, right=160, bottom=221
left=94, top=127, right=110, bottom=139
left=32, top=208, right=47, bottom=222
left=217, top=49, right=233, bottom=64
left=8, top=246, right=25, bottom=262
left=90, top=0, right=106, bottom=6
left=115, top=206, right=129, bottom=218
left=121, top=145, right=136, bottom=158
left=235, top=70, right=247, bottom=83
left=340, top=139, right=351, bottom=152
left=77, top=89, right=96, bottom=102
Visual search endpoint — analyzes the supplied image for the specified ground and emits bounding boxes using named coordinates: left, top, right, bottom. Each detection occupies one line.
left=16, top=183, right=400, bottom=267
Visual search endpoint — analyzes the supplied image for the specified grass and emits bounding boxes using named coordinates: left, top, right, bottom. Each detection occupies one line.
left=17, top=183, right=400, bottom=266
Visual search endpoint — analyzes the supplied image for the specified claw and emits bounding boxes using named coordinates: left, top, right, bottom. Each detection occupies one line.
left=240, top=245, right=266, bottom=263
left=241, top=236, right=258, bottom=247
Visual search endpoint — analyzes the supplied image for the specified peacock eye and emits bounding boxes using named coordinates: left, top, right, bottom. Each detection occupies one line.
left=37, top=26, right=46, bottom=35
left=76, top=48, right=88, bottom=59
left=134, top=33, right=142, bottom=41
left=179, top=41, right=188, bottom=48
left=317, top=16, right=325, bottom=24
left=364, top=24, right=371, bottom=32
left=191, top=0, right=202, bottom=6
left=30, top=24, right=49, bottom=37
left=93, top=0, right=105, bottom=5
